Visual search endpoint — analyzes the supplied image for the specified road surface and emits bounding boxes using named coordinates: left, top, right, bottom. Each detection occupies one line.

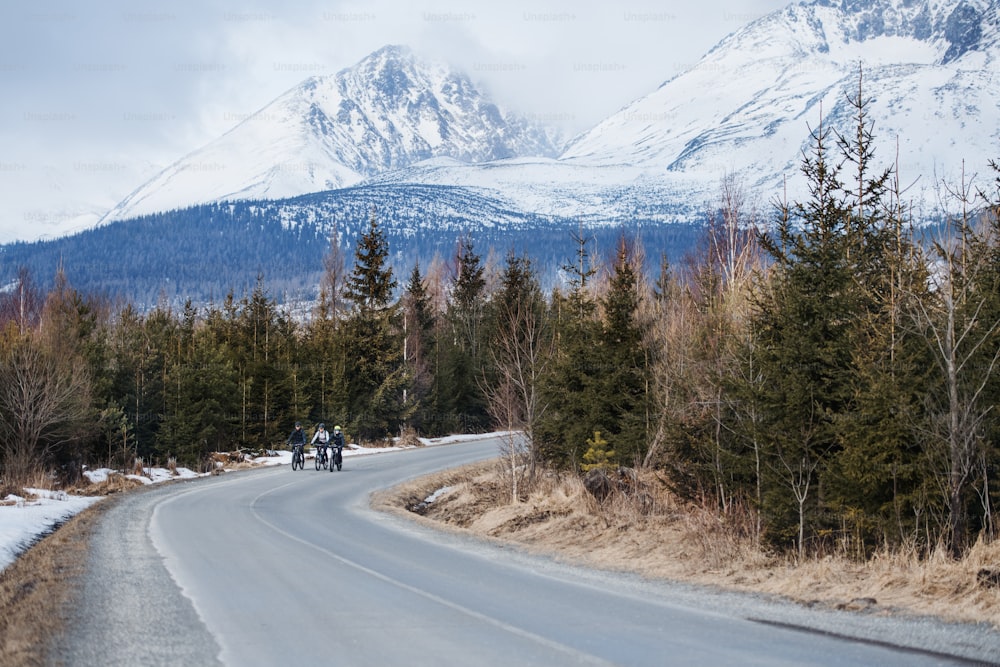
left=54, top=437, right=998, bottom=666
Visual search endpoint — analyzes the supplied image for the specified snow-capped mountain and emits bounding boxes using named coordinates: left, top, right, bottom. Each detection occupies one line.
left=314, top=0, right=1000, bottom=228
left=103, top=0, right=1000, bottom=230
left=559, top=0, right=1000, bottom=209
left=7, top=0, right=1000, bottom=307
left=104, top=45, right=559, bottom=221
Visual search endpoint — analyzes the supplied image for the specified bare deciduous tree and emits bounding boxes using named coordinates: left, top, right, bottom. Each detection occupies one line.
left=909, top=165, right=1000, bottom=554
left=317, top=222, right=347, bottom=321
left=0, top=267, right=43, bottom=335
left=0, top=335, right=92, bottom=486
left=483, top=265, right=551, bottom=503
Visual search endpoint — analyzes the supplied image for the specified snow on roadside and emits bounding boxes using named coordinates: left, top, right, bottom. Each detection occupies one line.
left=0, top=432, right=509, bottom=574
left=0, top=489, right=103, bottom=572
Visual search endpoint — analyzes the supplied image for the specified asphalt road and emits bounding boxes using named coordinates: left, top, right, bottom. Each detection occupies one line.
left=53, top=437, right=1000, bottom=666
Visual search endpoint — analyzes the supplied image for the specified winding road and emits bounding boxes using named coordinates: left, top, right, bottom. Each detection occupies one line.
left=53, top=437, right=999, bottom=666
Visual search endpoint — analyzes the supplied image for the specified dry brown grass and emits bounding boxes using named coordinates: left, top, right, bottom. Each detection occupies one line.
left=379, top=462, right=1000, bottom=630
left=371, top=458, right=498, bottom=521
left=0, top=498, right=111, bottom=667
left=397, top=427, right=424, bottom=448
left=66, top=471, right=146, bottom=497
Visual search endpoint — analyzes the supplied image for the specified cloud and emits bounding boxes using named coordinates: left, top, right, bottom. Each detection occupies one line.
left=0, top=0, right=790, bottom=243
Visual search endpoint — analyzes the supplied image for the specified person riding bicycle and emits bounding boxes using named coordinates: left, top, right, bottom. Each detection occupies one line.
left=311, top=423, right=330, bottom=462
left=331, top=425, right=345, bottom=468
left=287, top=421, right=306, bottom=461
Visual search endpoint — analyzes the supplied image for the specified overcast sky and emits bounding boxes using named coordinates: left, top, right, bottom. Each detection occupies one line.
left=0, top=0, right=792, bottom=243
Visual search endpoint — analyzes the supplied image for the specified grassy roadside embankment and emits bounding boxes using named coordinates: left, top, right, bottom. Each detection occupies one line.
left=373, top=460, right=1000, bottom=631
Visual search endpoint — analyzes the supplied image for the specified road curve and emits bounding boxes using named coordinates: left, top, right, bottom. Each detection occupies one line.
left=53, top=438, right=998, bottom=666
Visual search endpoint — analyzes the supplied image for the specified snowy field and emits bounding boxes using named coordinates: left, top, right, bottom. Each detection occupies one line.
left=0, top=433, right=504, bottom=573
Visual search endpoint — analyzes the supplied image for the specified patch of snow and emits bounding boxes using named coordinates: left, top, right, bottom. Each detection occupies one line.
left=0, top=491, right=103, bottom=572
left=423, top=486, right=454, bottom=504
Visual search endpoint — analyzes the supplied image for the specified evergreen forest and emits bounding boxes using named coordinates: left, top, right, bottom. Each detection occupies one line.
left=2, top=87, right=1000, bottom=560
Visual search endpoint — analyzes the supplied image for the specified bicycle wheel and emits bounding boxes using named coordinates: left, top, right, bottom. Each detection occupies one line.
left=336, top=450, right=342, bottom=471
left=314, top=451, right=321, bottom=470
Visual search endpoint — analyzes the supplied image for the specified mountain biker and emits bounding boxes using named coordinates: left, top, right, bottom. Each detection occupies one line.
left=311, top=423, right=330, bottom=464
left=312, top=423, right=330, bottom=445
left=287, top=421, right=307, bottom=462
left=331, top=425, right=345, bottom=468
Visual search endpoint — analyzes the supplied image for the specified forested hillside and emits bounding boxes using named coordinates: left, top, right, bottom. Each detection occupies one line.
left=0, top=183, right=703, bottom=309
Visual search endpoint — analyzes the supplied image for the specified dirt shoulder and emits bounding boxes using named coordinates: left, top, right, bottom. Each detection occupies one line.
left=0, top=472, right=172, bottom=667
left=0, top=497, right=115, bottom=667
left=373, top=460, right=1000, bottom=632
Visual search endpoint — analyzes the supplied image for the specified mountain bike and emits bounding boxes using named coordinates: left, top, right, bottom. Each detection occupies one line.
left=314, top=444, right=329, bottom=471
left=331, top=445, right=342, bottom=471
left=291, top=443, right=304, bottom=471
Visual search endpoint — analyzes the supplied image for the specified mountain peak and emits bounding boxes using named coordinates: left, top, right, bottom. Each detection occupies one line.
left=803, top=0, right=995, bottom=62
left=104, top=44, right=559, bottom=221
left=562, top=0, right=1000, bottom=211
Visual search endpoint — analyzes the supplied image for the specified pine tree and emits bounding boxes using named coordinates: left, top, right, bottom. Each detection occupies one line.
left=754, top=111, right=856, bottom=556
left=157, top=322, right=239, bottom=466
left=821, top=74, right=934, bottom=554
left=596, top=234, right=650, bottom=466
left=440, top=237, right=489, bottom=432
left=400, top=263, right=435, bottom=433
left=342, top=210, right=406, bottom=440
left=537, top=229, right=603, bottom=468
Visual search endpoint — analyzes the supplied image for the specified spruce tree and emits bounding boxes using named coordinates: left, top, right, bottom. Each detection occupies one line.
left=237, top=276, right=290, bottom=446
left=440, top=238, right=489, bottom=432
left=597, top=235, right=650, bottom=466
left=755, top=112, right=856, bottom=555
left=342, top=210, right=406, bottom=440
left=106, top=304, right=158, bottom=462
left=401, top=263, right=436, bottom=433
left=822, top=75, right=933, bottom=553
left=536, top=229, right=603, bottom=468
left=158, top=323, right=239, bottom=466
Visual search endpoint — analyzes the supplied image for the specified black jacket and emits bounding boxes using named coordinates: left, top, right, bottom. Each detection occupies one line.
left=288, top=427, right=306, bottom=446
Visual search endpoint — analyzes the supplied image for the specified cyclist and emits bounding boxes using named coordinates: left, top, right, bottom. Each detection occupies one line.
left=331, top=425, right=345, bottom=470
left=287, top=421, right=307, bottom=467
left=311, top=423, right=330, bottom=468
